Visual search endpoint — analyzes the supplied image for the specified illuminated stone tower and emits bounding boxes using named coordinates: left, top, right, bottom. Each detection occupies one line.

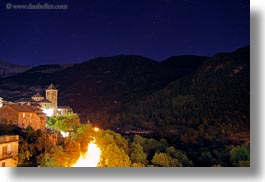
left=46, top=83, right=58, bottom=115
left=0, top=97, right=3, bottom=108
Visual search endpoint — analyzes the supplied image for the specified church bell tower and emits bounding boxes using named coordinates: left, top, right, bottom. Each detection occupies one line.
left=46, top=83, right=58, bottom=115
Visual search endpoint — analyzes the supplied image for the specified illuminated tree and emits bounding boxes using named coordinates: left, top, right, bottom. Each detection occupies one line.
left=72, top=124, right=93, bottom=154
left=130, top=142, right=148, bottom=165
left=40, top=146, right=66, bottom=167
left=47, top=116, right=56, bottom=129
left=102, top=130, right=129, bottom=154
left=99, top=143, right=131, bottom=167
left=96, top=129, right=129, bottom=154
left=63, top=139, right=80, bottom=167
left=133, top=134, right=146, bottom=145
left=96, top=129, right=131, bottom=167
left=47, top=113, right=81, bottom=132
left=151, top=152, right=182, bottom=167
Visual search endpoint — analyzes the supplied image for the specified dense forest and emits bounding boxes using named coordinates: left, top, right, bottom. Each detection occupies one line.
left=0, top=122, right=250, bottom=167
left=85, top=46, right=250, bottom=145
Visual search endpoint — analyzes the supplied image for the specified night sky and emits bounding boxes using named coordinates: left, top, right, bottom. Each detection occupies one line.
left=0, top=0, right=250, bottom=66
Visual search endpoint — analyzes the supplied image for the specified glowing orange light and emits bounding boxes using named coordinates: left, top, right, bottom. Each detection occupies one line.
left=72, top=140, right=101, bottom=167
left=94, top=127, right=99, bottom=132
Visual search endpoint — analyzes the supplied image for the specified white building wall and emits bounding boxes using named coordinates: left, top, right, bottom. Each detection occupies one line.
left=0, top=135, right=19, bottom=167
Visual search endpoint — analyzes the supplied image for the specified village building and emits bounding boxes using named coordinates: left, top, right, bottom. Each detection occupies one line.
left=0, top=104, right=46, bottom=131
left=0, top=84, right=74, bottom=143
left=0, top=135, right=19, bottom=167
left=15, top=84, right=72, bottom=117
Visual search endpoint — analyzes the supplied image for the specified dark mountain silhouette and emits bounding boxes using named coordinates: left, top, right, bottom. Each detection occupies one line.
left=0, top=54, right=208, bottom=121
left=0, top=60, right=30, bottom=78
left=109, top=46, right=249, bottom=142
left=24, top=64, right=73, bottom=74
left=0, top=46, right=249, bottom=141
left=162, top=55, right=209, bottom=69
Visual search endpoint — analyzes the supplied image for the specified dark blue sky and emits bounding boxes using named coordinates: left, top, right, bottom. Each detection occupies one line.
left=0, top=0, right=249, bottom=66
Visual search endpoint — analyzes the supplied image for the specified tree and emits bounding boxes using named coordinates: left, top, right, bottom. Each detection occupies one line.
left=63, top=139, right=80, bottom=167
left=133, top=135, right=146, bottom=145
left=230, top=143, right=250, bottom=167
left=130, top=142, right=147, bottom=165
left=97, top=129, right=129, bottom=154
left=199, top=151, right=216, bottom=166
left=47, top=113, right=81, bottom=132
left=40, top=146, right=66, bottom=167
left=151, top=152, right=182, bottom=167
left=99, top=143, right=131, bottom=167
left=95, top=129, right=131, bottom=167
left=18, top=127, right=53, bottom=167
left=180, top=128, right=200, bottom=144
left=18, top=138, right=34, bottom=166
left=238, top=160, right=250, bottom=167
left=47, top=116, right=56, bottom=129
left=133, top=135, right=165, bottom=157
left=72, top=124, right=93, bottom=153
left=166, top=146, right=193, bottom=166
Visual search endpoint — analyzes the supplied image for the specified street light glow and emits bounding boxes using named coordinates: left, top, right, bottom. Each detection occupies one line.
left=42, top=108, right=54, bottom=117
left=72, top=140, right=101, bottom=167
left=94, top=127, right=99, bottom=132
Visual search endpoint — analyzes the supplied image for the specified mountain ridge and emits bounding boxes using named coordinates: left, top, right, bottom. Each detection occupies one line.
left=0, top=53, right=209, bottom=121
left=0, top=46, right=249, bottom=137
left=0, top=59, right=31, bottom=78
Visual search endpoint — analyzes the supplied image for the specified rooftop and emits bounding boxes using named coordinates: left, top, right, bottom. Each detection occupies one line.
left=32, top=93, right=44, bottom=98
left=16, top=97, right=51, bottom=104
left=4, top=104, right=42, bottom=112
left=47, top=83, right=57, bottom=90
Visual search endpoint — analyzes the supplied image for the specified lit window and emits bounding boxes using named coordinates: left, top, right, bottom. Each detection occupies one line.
left=22, top=113, right=25, bottom=118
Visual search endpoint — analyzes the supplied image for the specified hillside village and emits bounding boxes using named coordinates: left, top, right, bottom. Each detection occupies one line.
left=0, top=83, right=73, bottom=129
left=0, top=46, right=250, bottom=167
left=0, top=84, right=74, bottom=167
